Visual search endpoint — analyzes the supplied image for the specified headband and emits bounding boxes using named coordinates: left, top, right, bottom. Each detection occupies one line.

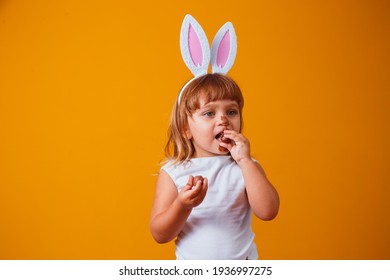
left=177, top=14, right=237, bottom=103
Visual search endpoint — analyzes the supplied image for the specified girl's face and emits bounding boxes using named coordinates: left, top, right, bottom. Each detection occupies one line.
left=186, top=97, right=241, bottom=158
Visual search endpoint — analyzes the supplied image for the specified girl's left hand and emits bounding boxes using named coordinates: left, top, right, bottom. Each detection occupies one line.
left=219, top=130, right=251, bottom=163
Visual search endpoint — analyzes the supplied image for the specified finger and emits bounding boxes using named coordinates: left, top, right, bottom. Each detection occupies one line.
left=223, top=130, right=247, bottom=142
left=192, top=177, right=207, bottom=200
left=181, top=183, right=193, bottom=193
left=181, top=176, right=194, bottom=192
left=190, top=180, right=203, bottom=197
left=194, top=177, right=203, bottom=188
left=193, top=179, right=208, bottom=205
left=195, top=178, right=206, bottom=197
left=221, top=130, right=238, bottom=139
left=187, top=175, right=194, bottom=186
left=219, top=141, right=234, bottom=151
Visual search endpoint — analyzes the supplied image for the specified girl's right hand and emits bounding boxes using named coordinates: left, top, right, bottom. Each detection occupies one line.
left=177, top=176, right=208, bottom=209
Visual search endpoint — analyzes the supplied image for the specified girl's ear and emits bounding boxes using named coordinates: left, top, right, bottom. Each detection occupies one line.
left=210, top=22, right=237, bottom=74
left=180, top=14, right=210, bottom=77
left=184, top=127, right=192, bottom=140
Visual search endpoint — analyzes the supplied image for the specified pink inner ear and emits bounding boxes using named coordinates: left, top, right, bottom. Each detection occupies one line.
left=188, top=24, right=203, bottom=67
left=217, top=30, right=230, bottom=68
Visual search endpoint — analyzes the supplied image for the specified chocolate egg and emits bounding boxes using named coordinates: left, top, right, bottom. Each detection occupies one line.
left=221, top=136, right=231, bottom=143
left=194, top=176, right=204, bottom=186
left=217, top=132, right=230, bottom=152
left=217, top=132, right=231, bottom=144
left=218, top=146, right=229, bottom=152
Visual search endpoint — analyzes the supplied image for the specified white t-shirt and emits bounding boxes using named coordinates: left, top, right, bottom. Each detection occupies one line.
left=161, top=156, right=258, bottom=260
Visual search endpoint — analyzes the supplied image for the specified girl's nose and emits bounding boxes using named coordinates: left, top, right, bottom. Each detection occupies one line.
left=218, top=115, right=230, bottom=127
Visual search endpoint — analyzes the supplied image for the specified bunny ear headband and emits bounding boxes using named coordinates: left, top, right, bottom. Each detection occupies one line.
left=177, top=14, right=237, bottom=103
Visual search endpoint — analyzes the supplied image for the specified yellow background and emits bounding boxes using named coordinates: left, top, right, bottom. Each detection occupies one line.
left=0, top=0, right=389, bottom=259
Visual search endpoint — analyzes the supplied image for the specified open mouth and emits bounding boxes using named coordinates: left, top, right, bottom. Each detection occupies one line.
left=216, top=132, right=229, bottom=153
left=215, top=132, right=230, bottom=144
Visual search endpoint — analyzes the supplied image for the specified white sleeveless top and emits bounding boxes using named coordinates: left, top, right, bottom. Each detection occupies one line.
left=161, top=156, right=258, bottom=260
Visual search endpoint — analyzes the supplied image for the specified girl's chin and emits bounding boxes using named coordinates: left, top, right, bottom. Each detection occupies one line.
left=218, top=145, right=229, bottom=153
left=215, top=144, right=230, bottom=156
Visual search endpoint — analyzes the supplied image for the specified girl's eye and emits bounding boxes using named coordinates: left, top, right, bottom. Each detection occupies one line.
left=227, top=110, right=238, bottom=116
left=203, top=111, right=215, bottom=117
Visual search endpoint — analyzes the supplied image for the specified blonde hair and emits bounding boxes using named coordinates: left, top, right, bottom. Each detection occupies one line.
left=164, top=73, right=244, bottom=164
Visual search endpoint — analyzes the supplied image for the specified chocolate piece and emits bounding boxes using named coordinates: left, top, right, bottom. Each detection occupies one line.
left=194, top=176, right=204, bottom=186
left=216, top=131, right=230, bottom=153
left=218, top=146, right=229, bottom=152
left=220, top=136, right=230, bottom=143
left=216, top=132, right=230, bottom=143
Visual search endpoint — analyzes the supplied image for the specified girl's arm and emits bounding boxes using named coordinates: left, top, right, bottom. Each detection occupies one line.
left=150, top=171, right=208, bottom=243
left=220, top=130, right=279, bottom=221
left=237, top=159, right=279, bottom=220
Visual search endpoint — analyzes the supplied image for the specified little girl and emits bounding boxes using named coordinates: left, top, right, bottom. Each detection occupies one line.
left=150, top=15, right=279, bottom=260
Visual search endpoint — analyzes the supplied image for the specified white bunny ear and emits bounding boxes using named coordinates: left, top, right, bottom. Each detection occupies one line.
left=180, top=14, right=210, bottom=77
left=211, top=22, right=237, bottom=74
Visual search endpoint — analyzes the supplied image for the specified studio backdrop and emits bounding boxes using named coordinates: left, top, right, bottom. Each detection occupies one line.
left=0, top=0, right=389, bottom=259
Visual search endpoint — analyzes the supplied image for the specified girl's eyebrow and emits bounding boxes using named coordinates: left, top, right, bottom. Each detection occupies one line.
left=199, top=103, right=214, bottom=110
left=226, top=102, right=240, bottom=109
left=200, top=101, right=239, bottom=109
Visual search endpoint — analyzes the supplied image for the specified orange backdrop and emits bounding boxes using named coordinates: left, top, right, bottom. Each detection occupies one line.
left=0, top=0, right=389, bottom=259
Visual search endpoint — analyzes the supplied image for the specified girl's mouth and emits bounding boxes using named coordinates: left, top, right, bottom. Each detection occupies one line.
left=216, top=132, right=231, bottom=153
left=215, top=132, right=231, bottom=144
